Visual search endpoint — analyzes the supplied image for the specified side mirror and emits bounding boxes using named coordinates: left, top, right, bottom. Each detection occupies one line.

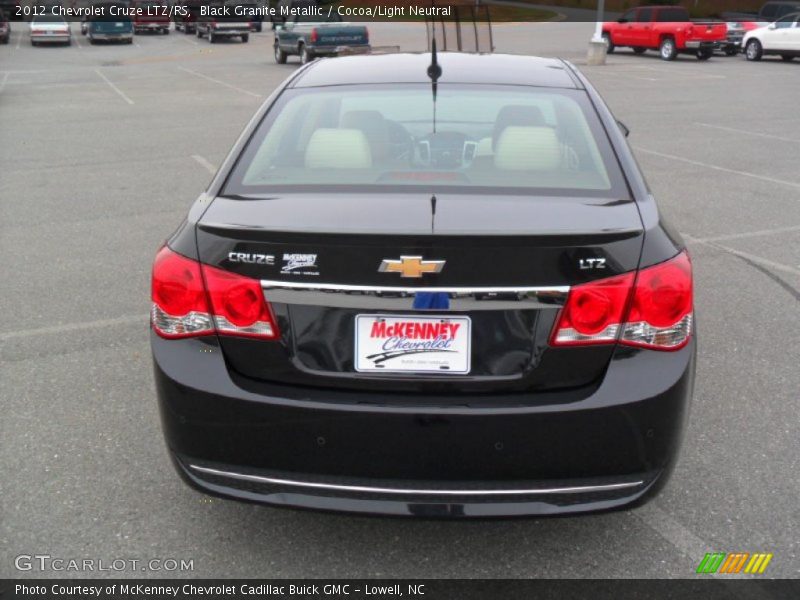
left=617, top=120, right=630, bottom=138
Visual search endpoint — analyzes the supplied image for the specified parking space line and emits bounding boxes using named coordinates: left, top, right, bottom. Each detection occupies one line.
left=635, top=147, right=800, bottom=194
left=0, top=72, right=9, bottom=94
left=177, top=66, right=262, bottom=99
left=191, top=154, right=218, bottom=174
left=686, top=225, right=800, bottom=244
left=0, top=314, right=147, bottom=341
left=696, top=122, right=800, bottom=145
left=94, top=68, right=135, bottom=105
left=684, top=234, right=800, bottom=277
left=15, top=29, right=22, bottom=50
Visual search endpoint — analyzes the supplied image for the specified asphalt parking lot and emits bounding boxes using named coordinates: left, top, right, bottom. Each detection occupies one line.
left=1, top=20, right=799, bottom=579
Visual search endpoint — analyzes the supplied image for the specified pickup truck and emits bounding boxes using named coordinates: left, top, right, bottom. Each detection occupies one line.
left=196, top=2, right=252, bottom=43
left=85, top=4, right=134, bottom=44
left=130, top=0, right=171, bottom=35
left=274, top=11, right=370, bottom=64
left=603, top=5, right=727, bottom=60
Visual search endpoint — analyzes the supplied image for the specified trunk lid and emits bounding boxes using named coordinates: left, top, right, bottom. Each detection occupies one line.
left=196, top=193, right=643, bottom=395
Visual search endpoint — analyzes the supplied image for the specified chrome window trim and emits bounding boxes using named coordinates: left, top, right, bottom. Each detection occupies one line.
left=190, top=465, right=643, bottom=496
left=261, top=279, right=570, bottom=310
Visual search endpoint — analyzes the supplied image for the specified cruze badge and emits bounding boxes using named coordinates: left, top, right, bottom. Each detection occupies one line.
left=378, top=256, right=445, bottom=278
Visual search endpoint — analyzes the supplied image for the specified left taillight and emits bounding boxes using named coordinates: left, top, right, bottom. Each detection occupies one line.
left=551, top=251, right=693, bottom=351
left=151, top=246, right=279, bottom=340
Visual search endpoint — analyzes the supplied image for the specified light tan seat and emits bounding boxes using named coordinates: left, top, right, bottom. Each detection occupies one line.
left=494, top=126, right=561, bottom=171
left=304, top=128, right=372, bottom=169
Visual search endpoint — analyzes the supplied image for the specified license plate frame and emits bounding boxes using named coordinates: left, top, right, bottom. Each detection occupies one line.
left=354, top=314, right=471, bottom=374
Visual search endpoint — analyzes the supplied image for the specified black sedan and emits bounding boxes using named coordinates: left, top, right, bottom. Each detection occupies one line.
left=151, top=52, right=695, bottom=518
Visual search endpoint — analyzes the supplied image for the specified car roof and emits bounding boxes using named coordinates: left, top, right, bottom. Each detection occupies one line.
left=290, top=53, right=581, bottom=90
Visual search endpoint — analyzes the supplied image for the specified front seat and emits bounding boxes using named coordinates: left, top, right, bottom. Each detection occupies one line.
left=304, top=128, right=372, bottom=169
left=340, top=110, right=391, bottom=163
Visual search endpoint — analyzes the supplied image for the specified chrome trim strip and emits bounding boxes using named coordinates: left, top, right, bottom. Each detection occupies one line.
left=189, top=465, right=643, bottom=496
left=260, top=280, right=570, bottom=310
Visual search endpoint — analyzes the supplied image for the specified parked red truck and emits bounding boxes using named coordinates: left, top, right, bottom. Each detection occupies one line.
left=131, top=0, right=171, bottom=35
left=603, top=5, right=727, bottom=60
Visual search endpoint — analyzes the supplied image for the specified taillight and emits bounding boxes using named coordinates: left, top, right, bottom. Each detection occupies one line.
left=551, top=273, right=634, bottom=346
left=309, top=28, right=318, bottom=43
left=620, top=251, right=693, bottom=350
left=201, top=263, right=278, bottom=339
left=151, top=246, right=279, bottom=340
left=151, top=246, right=214, bottom=338
left=551, top=251, right=693, bottom=351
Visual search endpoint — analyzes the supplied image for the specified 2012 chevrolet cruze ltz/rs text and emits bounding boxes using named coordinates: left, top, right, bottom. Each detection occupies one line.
left=151, top=52, right=695, bottom=518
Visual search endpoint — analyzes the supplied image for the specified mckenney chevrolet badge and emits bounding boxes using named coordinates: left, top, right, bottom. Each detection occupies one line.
left=150, top=51, right=696, bottom=517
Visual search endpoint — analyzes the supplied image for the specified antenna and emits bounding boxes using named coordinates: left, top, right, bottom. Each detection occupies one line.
left=428, top=36, right=442, bottom=134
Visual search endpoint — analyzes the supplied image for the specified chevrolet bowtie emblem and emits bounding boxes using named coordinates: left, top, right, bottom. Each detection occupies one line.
left=378, top=256, right=445, bottom=278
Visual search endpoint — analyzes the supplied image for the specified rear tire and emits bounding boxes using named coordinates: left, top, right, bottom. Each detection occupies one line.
left=602, top=32, right=615, bottom=54
left=781, top=55, right=794, bottom=61
left=274, top=43, right=287, bottom=63
left=241, top=34, right=249, bottom=43
left=724, top=47, right=739, bottom=56
left=299, top=44, right=313, bottom=64
left=696, top=48, right=712, bottom=61
left=745, top=38, right=762, bottom=61
left=209, top=32, right=216, bottom=43
left=659, top=37, right=677, bottom=61
left=633, top=46, right=646, bottom=54
left=196, top=28, right=203, bottom=38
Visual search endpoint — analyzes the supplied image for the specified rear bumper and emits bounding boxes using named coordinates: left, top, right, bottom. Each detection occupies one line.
left=152, top=333, right=695, bottom=517
left=31, top=33, right=70, bottom=43
left=210, top=28, right=250, bottom=36
left=134, top=22, right=169, bottom=30
left=684, top=40, right=719, bottom=50
left=312, top=44, right=371, bottom=57
left=90, top=32, right=133, bottom=40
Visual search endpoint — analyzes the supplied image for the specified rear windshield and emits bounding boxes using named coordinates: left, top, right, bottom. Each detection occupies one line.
left=224, top=85, right=628, bottom=197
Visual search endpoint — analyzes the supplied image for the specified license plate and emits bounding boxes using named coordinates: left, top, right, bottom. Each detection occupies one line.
left=354, top=314, right=471, bottom=374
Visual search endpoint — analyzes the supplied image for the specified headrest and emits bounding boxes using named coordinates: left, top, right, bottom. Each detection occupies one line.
left=340, top=110, right=390, bottom=160
left=305, top=128, right=372, bottom=169
left=493, top=105, right=546, bottom=149
left=494, top=126, right=561, bottom=171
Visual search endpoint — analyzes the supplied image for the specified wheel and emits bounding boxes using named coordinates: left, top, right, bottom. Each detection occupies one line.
left=299, top=44, right=313, bottom=64
left=209, top=32, right=216, bottom=43
left=241, top=34, right=249, bottom=43
left=126, top=38, right=133, bottom=44
left=633, top=46, right=646, bottom=54
left=602, top=32, right=615, bottom=54
left=274, top=43, right=287, bottom=64
left=724, top=47, right=738, bottom=56
left=696, top=48, right=712, bottom=61
left=164, top=28, right=169, bottom=35
left=185, top=26, right=192, bottom=35
left=256, top=23, right=262, bottom=32
left=31, top=39, right=37, bottom=46
left=745, top=39, right=762, bottom=61
left=89, top=37, right=97, bottom=45
left=134, top=28, right=139, bottom=35
left=196, top=27, right=203, bottom=38
left=781, top=55, right=794, bottom=61
left=659, top=37, right=677, bottom=61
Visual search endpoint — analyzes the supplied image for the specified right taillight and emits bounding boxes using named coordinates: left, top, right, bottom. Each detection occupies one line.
left=551, top=251, right=693, bottom=352
left=151, top=246, right=279, bottom=340
left=620, top=251, right=693, bottom=351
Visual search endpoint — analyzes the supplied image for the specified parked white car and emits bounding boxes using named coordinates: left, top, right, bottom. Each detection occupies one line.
left=743, top=12, right=800, bottom=60
left=30, top=14, right=72, bottom=46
